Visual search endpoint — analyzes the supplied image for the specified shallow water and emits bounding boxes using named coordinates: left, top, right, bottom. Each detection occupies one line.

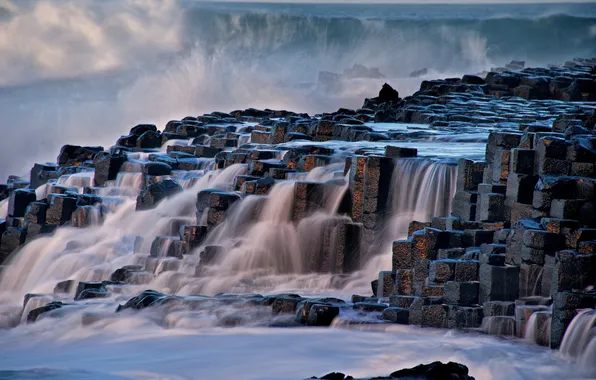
left=1, top=320, right=591, bottom=380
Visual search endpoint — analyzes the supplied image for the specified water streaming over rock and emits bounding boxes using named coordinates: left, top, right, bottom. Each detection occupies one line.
left=481, top=316, right=517, bottom=337
left=524, top=310, right=552, bottom=346
left=56, top=171, right=95, bottom=189
left=0, top=164, right=243, bottom=300
left=560, top=309, right=596, bottom=372
left=353, top=158, right=458, bottom=284
left=0, top=198, right=8, bottom=219
left=387, top=158, right=457, bottom=239
left=0, top=150, right=459, bottom=305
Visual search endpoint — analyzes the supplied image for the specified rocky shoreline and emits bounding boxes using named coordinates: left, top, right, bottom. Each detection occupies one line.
left=0, top=57, right=595, bottom=371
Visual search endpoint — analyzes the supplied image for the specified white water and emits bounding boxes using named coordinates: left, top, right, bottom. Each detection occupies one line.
left=353, top=158, right=458, bottom=285
left=387, top=158, right=456, bottom=239
left=0, top=318, right=589, bottom=380
left=0, top=198, right=8, bottom=218
left=5, top=0, right=583, bottom=181
left=0, top=154, right=459, bottom=300
left=0, top=145, right=592, bottom=380
left=560, top=309, right=596, bottom=372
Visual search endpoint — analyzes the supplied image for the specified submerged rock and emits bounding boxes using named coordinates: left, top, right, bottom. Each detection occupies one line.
left=116, top=290, right=172, bottom=312
left=27, top=301, right=66, bottom=323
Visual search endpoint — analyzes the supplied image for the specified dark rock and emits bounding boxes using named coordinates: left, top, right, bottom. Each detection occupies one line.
left=353, top=302, right=387, bottom=312
left=199, top=245, right=222, bottom=266
left=57, top=145, right=103, bottom=166
left=110, top=265, right=143, bottom=284
left=30, top=163, right=57, bottom=189
left=74, top=281, right=109, bottom=300
left=136, top=130, right=162, bottom=149
left=309, top=361, right=474, bottom=380
left=27, top=301, right=66, bottom=323
left=479, top=264, right=519, bottom=304
left=196, top=189, right=241, bottom=226
left=142, top=162, right=172, bottom=176
left=444, top=281, right=479, bottom=306
left=54, top=279, right=76, bottom=294
left=8, top=189, right=36, bottom=218
left=136, top=180, right=183, bottom=211
left=266, top=294, right=304, bottom=314
left=130, top=124, right=157, bottom=136
left=46, top=195, right=77, bottom=225
left=390, top=361, right=474, bottom=380
left=116, top=290, right=172, bottom=312
left=150, top=236, right=185, bottom=259
left=382, top=307, right=410, bottom=324
left=0, top=227, right=27, bottom=255
left=70, top=205, right=100, bottom=228
left=24, top=202, right=47, bottom=226
left=385, top=146, right=417, bottom=158
left=378, top=83, right=400, bottom=103
left=305, top=304, right=340, bottom=326
left=93, top=153, right=127, bottom=186
left=180, top=225, right=208, bottom=251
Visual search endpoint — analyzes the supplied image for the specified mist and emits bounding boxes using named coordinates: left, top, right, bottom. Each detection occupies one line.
left=0, top=0, right=594, bottom=182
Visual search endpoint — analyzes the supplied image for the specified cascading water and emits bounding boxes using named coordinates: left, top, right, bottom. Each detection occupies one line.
left=0, top=148, right=459, bottom=306
left=0, top=198, right=7, bottom=219
left=0, top=163, right=244, bottom=300
left=56, top=171, right=95, bottom=189
left=342, top=158, right=458, bottom=290
left=524, top=310, right=552, bottom=346
left=0, top=2, right=595, bottom=378
left=560, top=309, right=596, bottom=372
left=387, top=158, right=457, bottom=239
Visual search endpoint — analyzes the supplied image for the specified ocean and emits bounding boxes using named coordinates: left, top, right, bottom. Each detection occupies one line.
left=0, top=1, right=595, bottom=379
left=0, top=0, right=595, bottom=180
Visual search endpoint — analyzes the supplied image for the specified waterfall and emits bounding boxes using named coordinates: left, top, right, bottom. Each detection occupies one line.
left=57, top=171, right=95, bottom=189
left=480, top=316, right=516, bottom=336
left=175, top=164, right=350, bottom=295
left=387, top=158, right=457, bottom=239
left=0, top=164, right=247, bottom=301
left=0, top=198, right=7, bottom=219
left=560, top=308, right=596, bottom=372
left=524, top=310, right=551, bottom=346
left=344, top=158, right=458, bottom=290
left=0, top=155, right=457, bottom=301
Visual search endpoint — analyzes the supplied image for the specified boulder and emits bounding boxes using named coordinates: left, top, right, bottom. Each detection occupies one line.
left=378, top=83, right=400, bottom=103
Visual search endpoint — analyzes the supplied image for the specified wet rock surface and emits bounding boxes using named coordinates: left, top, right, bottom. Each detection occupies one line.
left=307, top=361, right=474, bottom=380
left=0, top=58, right=595, bottom=364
